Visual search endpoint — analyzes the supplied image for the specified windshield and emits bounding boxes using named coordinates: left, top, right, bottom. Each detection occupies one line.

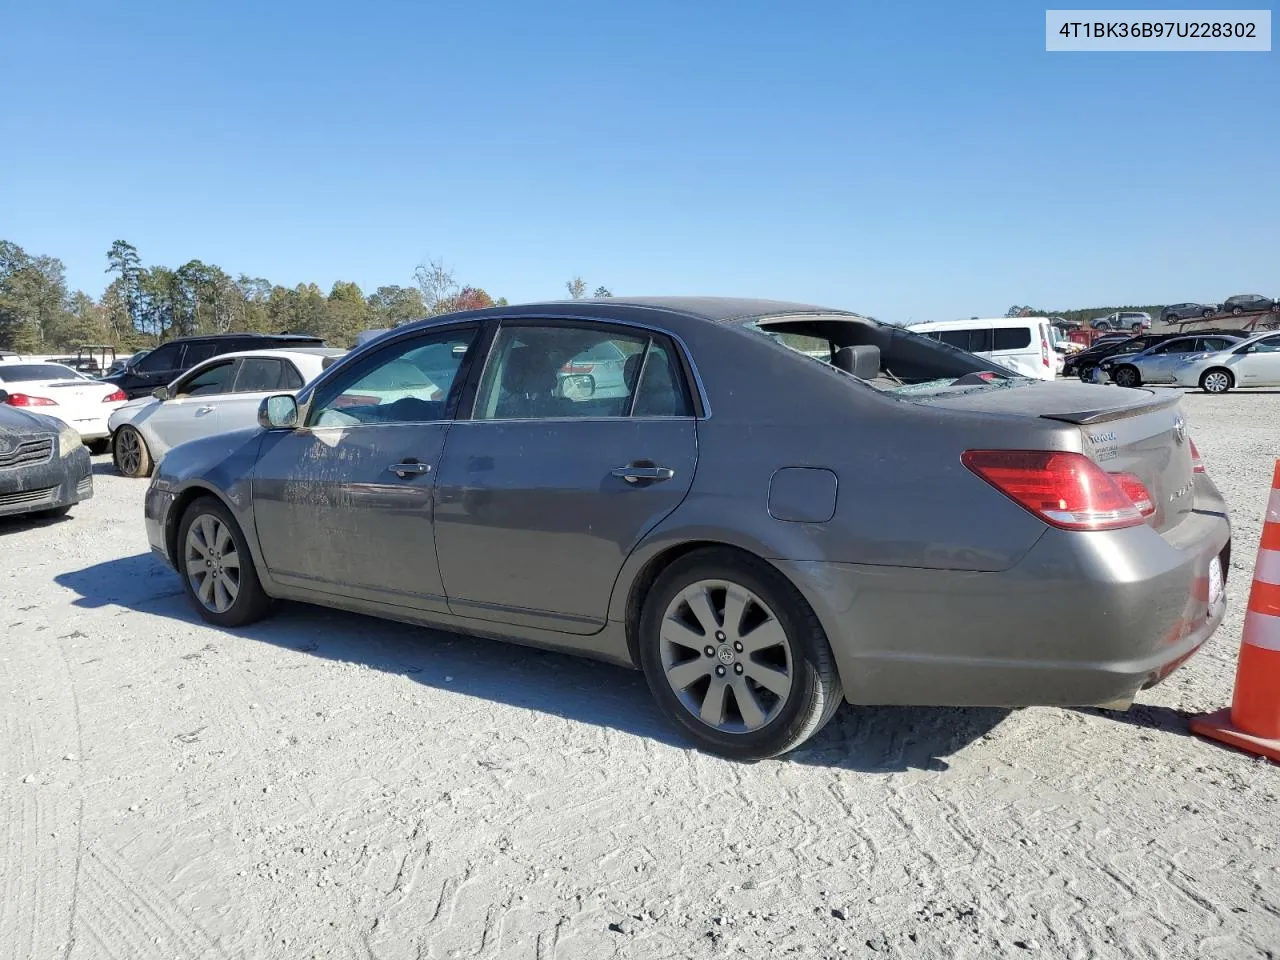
left=0, top=363, right=85, bottom=382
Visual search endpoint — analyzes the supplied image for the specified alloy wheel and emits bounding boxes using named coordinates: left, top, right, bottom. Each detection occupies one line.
left=1113, top=367, right=1139, bottom=388
left=184, top=513, right=242, bottom=614
left=659, top=579, right=794, bottom=734
left=1202, top=371, right=1231, bottom=394
left=116, top=428, right=141, bottom=475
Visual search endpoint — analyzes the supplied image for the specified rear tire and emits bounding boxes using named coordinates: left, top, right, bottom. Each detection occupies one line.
left=637, top=548, right=842, bottom=761
left=1094, top=321, right=1111, bottom=331
left=1231, top=306, right=1244, bottom=316
left=176, top=496, right=273, bottom=627
left=1201, top=308, right=1214, bottom=318
left=1200, top=369, right=1233, bottom=394
left=112, top=425, right=152, bottom=478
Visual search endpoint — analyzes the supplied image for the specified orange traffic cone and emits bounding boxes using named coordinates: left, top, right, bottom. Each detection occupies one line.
left=1191, top=460, right=1280, bottom=762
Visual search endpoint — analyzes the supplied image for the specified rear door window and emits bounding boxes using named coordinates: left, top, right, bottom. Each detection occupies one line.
left=180, top=341, right=221, bottom=367
left=234, top=358, right=289, bottom=392
left=133, top=343, right=183, bottom=373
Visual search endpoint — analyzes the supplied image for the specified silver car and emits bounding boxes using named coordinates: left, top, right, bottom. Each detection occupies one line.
left=1099, top=334, right=1243, bottom=388
left=143, top=298, right=1230, bottom=759
left=1172, top=330, right=1280, bottom=393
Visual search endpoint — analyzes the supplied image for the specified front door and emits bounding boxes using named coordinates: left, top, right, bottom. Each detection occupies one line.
left=144, top=357, right=239, bottom=453
left=121, top=341, right=186, bottom=398
left=434, top=321, right=699, bottom=634
left=250, top=325, right=480, bottom=611
left=1235, top=334, right=1280, bottom=385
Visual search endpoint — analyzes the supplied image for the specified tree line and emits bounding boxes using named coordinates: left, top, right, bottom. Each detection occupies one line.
left=0, top=238, right=613, bottom=354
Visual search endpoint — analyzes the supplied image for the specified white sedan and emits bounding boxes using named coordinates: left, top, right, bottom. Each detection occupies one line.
left=109, top=347, right=346, bottom=477
left=1171, top=330, right=1280, bottom=394
left=0, top=361, right=128, bottom=452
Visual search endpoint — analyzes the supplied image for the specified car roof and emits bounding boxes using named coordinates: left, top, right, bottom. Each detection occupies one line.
left=395, top=297, right=867, bottom=334
left=187, top=347, right=347, bottom=365
left=907, top=317, right=1049, bottom=330
left=161, top=331, right=326, bottom=344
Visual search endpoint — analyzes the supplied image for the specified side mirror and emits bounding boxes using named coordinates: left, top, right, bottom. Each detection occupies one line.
left=258, top=394, right=299, bottom=430
left=152, top=386, right=171, bottom=401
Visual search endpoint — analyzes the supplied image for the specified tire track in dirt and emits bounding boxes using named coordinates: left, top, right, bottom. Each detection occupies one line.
left=0, top=631, right=83, bottom=960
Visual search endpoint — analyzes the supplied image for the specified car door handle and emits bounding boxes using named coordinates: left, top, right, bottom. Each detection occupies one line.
left=196, top=406, right=215, bottom=415
left=611, top=464, right=675, bottom=483
left=390, top=461, right=432, bottom=478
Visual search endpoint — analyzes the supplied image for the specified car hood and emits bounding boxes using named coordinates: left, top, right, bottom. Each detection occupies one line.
left=0, top=403, right=63, bottom=437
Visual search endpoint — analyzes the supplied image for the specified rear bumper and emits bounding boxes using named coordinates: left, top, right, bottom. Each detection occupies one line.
left=144, top=483, right=177, bottom=568
left=0, top=446, right=92, bottom=517
left=779, top=487, right=1231, bottom=707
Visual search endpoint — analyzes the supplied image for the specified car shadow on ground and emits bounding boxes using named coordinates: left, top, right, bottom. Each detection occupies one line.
left=91, top=459, right=120, bottom=476
left=55, top=553, right=1008, bottom=773
left=0, top=509, right=74, bottom=533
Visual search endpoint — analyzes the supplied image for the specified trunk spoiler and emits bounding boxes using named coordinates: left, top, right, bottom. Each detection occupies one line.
left=1039, top=390, right=1181, bottom=426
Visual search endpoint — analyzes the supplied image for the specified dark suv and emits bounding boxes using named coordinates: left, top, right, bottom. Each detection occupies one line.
left=101, top=333, right=326, bottom=398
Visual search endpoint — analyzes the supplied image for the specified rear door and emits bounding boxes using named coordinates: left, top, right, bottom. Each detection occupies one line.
left=121, top=342, right=185, bottom=397
left=433, top=320, right=699, bottom=634
left=215, top=357, right=305, bottom=434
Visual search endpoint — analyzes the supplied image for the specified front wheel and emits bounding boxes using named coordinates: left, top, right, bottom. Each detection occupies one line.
left=1112, top=365, right=1141, bottom=388
left=177, top=496, right=273, bottom=627
left=1077, top=364, right=1096, bottom=382
left=112, top=425, right=153, bottom=478
left=637, top=549, right=842, bottom=761
left=1200, top=369, right=1233, bottom=394
left=1094, top=321, right=1111, bottom=331
left=1231, top=306, right=1244, bottom=316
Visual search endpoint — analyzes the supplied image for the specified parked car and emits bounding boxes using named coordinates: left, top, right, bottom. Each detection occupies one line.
left=142, top=297, right=1230, bottom=760
left=100, top=333, right=327, bottom=399
left=1220, top=294, right=1278, bottom=316
left=906, top=317, right=1056, bottom=380
left=1171, top=331, right=1280, bottom=393
left=0, top=395, right=93, bottom=520
left=105, top=351, right=147, bottom=377
left=1160, top=302, right=1219, bottom=323
left=1091, top=311, right=1152, bottom=332
left=47, top=356, right=102, bottom=376
left=1099, top=334, right=1244, bottom=388
left=0, top=362, right=128, bottom=453
left=109, top=348, right=346, bottom=477
left=1062, top=333, right=1174, bottom=380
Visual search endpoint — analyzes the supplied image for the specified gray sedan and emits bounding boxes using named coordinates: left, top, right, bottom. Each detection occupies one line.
left=142, top=298, right=1231, bottom=759
left=1100, top=334, right=1243, bottom=388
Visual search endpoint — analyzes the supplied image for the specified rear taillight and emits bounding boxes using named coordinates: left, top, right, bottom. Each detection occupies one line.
left=4, top=392, right=56, bottom=407
left=561, top=362, right=595, bottom=375
left=1189, top=437, right=1206, bottom=474
left=961, top=450, right=1146, bottom=531
left=1113, top=472, right=1155, bottom=518
left=1041, top=337, right=1050, bottom=367
left=103, top=389, right=127, bottom=402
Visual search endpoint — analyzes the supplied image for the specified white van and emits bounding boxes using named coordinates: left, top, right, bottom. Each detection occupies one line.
left=906, top=317, right=1057, bottom=380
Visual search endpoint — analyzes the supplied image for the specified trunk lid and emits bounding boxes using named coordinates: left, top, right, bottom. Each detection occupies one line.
left=926, top=382, right=1195, bottom=533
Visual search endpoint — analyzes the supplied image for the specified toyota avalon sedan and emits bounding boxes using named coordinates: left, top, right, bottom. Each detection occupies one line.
left=0, top=393, right=93, bottom=520
left=142, top=298, right=1231, bottom=759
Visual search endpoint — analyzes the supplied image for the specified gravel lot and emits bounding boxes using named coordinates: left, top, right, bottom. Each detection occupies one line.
left=3, top=390, right=1278, bottom=960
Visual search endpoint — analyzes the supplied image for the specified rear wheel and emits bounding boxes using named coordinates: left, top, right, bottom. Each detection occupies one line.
left=1200, top=369, right=1233, bottom=394
left=637, top=549, right=842, bottom=760
left=1130, top=322, right=1143, bottom=332
left=1201, top=308, right=1214, bottom=318
left=177, top=496, right=273, bottom=627
left=1094, top=321, right=1111, bottom=331
left=1231, top=306, right=1244, bottom=316
left=1111, top=365, right=1141, bottom=388
left=112, top=425, right=152, bottom=478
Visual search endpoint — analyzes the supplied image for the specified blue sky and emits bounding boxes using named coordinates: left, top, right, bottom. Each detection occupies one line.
left=1, top=0, right=1275, bottom=322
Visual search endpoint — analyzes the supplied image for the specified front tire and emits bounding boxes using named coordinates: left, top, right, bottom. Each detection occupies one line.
left=1200, top=369, right=1233, bottom=394
left=177, top=496, right=273, bottom=627
left=1201, top=308, right=1214, bottom=318
left=112, top=425, right=153, bottom=478
left=1094, top=321, right=1111, bottom=331
left=637, top=549, right=842, bottom=761
left=1112, top=365, right=1141, bottom=388
left=1077, top=364, right=1096, bottom=382
left=1231, top=306, right=1244, bottom=316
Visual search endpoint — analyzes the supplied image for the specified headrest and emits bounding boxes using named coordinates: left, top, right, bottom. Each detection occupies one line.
left=501, top=346, right=554, bottom=396
left=833, top=344, right=881, bottom=380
